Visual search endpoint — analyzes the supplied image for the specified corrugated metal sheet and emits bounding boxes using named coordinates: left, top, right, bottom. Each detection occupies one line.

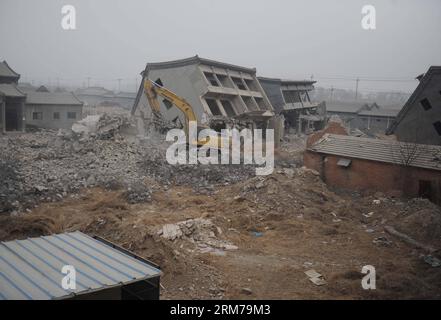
left=0, top=231, right=161, bottom=300
left=308, top=134, right=441, bottom=171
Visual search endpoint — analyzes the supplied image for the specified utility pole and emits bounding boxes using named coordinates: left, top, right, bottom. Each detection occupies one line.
left=87, top=77, right=91, bottom=88
left=355, top=77, right=360, bottom=100
left=330, top=86, right=334, bottom=102
left=117, top=78, right=122, bottom=93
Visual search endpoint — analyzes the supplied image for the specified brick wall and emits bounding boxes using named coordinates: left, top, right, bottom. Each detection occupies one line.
left=304, top=150, right=441, bottom=203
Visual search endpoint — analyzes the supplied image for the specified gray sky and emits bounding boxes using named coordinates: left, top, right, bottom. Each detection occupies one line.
left=1, top=0, right=440, bottom=93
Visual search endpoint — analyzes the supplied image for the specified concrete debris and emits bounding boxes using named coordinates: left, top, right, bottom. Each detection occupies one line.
left=241, top=287, right=253, bottom=295
left=304, top=269, right=327, bottom=286
left=159, top=218, right=238, bottom=253
left=372, top=236, right=392, bottom=247
left=72, top=114, right=131, bottom=139
left=0, top=130, right=148, bottom=212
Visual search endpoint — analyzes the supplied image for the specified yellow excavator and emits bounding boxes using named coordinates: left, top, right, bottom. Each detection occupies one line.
left=143, top=79, right=229, bottom=148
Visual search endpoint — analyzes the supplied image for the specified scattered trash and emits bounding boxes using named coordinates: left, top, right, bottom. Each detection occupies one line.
left=373, top=199, right=381, bottom=205
left=422, top=255, right=441, bottom=267
left=305, top=269, right=327, bottom=286
left=241, top=287, right=253, bottom=295
left=251, top=231, right=264, bottom=237
left=363, top=212, right=374, bottom=218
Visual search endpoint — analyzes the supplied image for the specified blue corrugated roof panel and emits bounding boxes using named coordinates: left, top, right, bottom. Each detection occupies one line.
left=0, top=231, right=161, bottom=300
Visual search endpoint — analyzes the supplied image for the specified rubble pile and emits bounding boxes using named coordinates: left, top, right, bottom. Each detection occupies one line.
left=158, top=218, right=238, bottom=254
left=0, top=149, right=23, bottom=212
left=141, top=157, right=256, bottom=192
left=71, top=113, right=132, bottom=139
left=0, top=131, right=149, bottom=213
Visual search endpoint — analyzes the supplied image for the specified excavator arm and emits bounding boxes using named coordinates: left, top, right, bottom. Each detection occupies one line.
left=143, top=79, right=217, bottom=146
left=143, top=79, right=197, bottom=124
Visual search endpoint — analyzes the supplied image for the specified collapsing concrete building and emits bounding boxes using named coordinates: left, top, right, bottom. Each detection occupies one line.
left=131, top=56, right=279, bottom=139
left=387, top=66, right=441, bottom=145
left=258, top=77, right=326, bottom=134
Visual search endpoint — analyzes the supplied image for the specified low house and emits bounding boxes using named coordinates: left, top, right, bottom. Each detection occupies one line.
left=258, top=77, right=326, bottom=134
left=131, top=55, right=276, bottom=136
left=387, top=66, right=441, bottom=145
left=304, top=133, right=441, bottom=204
left=0, top=61, right=26, bottom=133
left=25, top=91, right=83, bottom=130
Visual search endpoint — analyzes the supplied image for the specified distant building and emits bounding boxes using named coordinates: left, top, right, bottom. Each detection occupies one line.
left=132, top=55, right=276, bottom=136
left=0, top=61, right=26, bottom=132
left=25, top=91, right=83, bottom=130
left=75, top=87, right=135, bottom=109
left=304, top=132, right=441, bottom=205
left=326, top=101, right=399, bottom=136
left=258, top=77, right=326, bottom=134
left=17, top=82, right=37, bottom=94
left=387, top=66, right=441, bottom=145
left=75, top=86, right=114, bottom=107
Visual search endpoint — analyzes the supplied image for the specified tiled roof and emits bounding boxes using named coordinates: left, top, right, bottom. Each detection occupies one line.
left=26, top=92, right=83, bottom=106
left=0, top=83, right=25, bottom=98
left=308, top=134, right=441, bottom=171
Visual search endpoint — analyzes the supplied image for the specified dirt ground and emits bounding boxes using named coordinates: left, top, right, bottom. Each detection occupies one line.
left=1, top=168, right=440, bottom=300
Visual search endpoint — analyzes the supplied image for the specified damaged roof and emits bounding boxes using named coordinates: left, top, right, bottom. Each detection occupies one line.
left=308, top=134, right=441, bottom=171
left=0, top=231, right=161, bottom=300
left=143, top=55, right=256, bottom=74
left=26, top=92, right=83, bottom=106
left=0, top=83, right=25, bottom=98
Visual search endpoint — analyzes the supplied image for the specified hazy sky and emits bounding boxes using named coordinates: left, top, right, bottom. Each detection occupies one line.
left=1, top=0, right=440, bottom=93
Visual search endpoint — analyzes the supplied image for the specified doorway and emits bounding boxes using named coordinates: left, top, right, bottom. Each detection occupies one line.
left=418, top=180, right=433, bottom=201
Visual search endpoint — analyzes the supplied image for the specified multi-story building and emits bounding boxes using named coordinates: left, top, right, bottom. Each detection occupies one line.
left=258, top=77, right=326, bottom=133
left=131, top=56, right=276, bottom=136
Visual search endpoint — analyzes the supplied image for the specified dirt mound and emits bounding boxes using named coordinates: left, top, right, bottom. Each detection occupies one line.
left=395, top=207, right=441, bottom=247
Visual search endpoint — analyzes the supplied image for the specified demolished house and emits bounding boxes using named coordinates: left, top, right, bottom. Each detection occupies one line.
left=304, top=129, right=441, bottom=205
left=387, top=66, right=441, bottom=145
left=258, top=77, right=326, bottom=134
left=0, top=61, right=26, bottom=133
left=131, top=56, right=280, bottom=139
left=326, top=101, right=399, bottom=136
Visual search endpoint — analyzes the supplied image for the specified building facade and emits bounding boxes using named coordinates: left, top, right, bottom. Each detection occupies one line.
left=25, top=92, right=83, bottom=130
left=131, top=56, right=276, bottom=136
left=387, top=66, right=441, bottom=145
left=258, top=77, right=326, bottom=133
